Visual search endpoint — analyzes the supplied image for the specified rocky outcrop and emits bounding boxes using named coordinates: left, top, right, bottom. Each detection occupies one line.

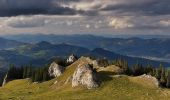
left=139, top=74, right=159, bottom=87
left=67, top=54, right=77, bottom=63
left=72, top=64, right=99, bottom=89
left=77, top=57, right=99, bottom=68
left=48, top=62, right=64, bottom=78
left=2, top=74, right=8, bottom=87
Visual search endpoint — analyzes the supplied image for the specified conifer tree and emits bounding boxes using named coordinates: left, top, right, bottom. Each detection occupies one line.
left=155, top=68, right=161, bottom=80
left=166, top=71, right=170, bottom=88
left=23, top=66, right=27, bottom=78
left=132, top=62, right=144, bottom=76
left=160, top=65, right=166, bottom=87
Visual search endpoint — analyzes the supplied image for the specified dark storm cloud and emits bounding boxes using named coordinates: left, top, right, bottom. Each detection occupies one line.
left=0, top=0, right=79, bottom=17
left=100, top=0, right=170, bottom=16
left=0, top=0, right=170, bottom=17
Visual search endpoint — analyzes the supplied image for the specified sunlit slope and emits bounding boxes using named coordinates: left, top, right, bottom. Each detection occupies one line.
left=0, top=57, right=170, bottom=100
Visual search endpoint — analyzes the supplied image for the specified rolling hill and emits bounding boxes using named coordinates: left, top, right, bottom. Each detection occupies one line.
left=0, top=57, right=170, bottom=100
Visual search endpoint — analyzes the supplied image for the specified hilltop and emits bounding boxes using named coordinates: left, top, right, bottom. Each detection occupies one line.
left=1, top=57, right=170, bottom=100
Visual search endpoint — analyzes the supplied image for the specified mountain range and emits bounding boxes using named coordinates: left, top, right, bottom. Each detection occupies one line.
left=0, top=37, right=25, bottom=50
left=0, top=35, right=170, bottom=99
left=0, top=39, right=169, bottom=72
left=3, top=34, right=170, bottom=63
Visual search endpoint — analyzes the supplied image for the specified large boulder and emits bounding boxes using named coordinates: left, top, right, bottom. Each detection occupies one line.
left=48, top=62, right=64, bottom=78
left=72, top=64, right=99, bottom=89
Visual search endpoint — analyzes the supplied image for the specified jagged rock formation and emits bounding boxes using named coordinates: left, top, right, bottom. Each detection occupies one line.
left=48, top=62, right=64, bottom=78
left=67, top=54, right=77, bottom=63
left=72, top=64, right=99, bottom=89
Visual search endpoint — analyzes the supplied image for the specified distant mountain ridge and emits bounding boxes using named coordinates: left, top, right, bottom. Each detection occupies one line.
left=0, top=37, right=26, bottom=50
left=0, top=41, right=169, bottom=70
left=3, top=34, right=170, bottom=62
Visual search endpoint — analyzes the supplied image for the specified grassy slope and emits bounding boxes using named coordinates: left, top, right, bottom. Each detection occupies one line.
left=0, top=57, right=170, bottom=100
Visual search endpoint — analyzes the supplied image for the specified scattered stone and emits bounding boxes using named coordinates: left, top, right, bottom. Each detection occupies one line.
left=54, top=81, right=58, bottom=84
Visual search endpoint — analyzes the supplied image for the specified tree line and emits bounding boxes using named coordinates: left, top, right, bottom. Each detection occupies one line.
left=5, top=57, right=74, bottom=83
left=98, top=58, right=170, bottom=88
left=3, top=57, right=170, bottom=88
left=6, top=65, right=52, bottom=82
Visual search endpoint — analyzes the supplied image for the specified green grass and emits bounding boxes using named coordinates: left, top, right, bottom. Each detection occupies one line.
left=0, top=57, right=170, bottom=100
left=1, top=72, right=169, bottom=100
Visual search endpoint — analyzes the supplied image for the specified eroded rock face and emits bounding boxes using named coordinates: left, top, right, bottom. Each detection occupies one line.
left=72, top=64, right=99, bottom=89
left=48, top=62, right=64, bottom=78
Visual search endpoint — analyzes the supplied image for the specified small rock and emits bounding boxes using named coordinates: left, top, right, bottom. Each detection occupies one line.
left=54, top=81, right=58, bottom=84
left=33, top=82, right=38, bottom=84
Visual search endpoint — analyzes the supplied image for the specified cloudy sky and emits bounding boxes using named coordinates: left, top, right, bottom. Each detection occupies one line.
left=0, top=0, right=170, bottom=36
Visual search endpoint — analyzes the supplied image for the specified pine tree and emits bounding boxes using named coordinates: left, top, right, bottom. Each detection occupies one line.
left=23, top=66, right=27, bottom=78
left=31, top=71, right=34, bottom=82
left=166, top=71, right=170, bottom=88
left=152, top=68, right=156, bottom=76
left=43, top=70, right=47, bottom=81
left=132, top=62, right=144, bottom=76
left=155, top=68, right=161, bottom=80
left=159, top=64, right=166, bottom=87
left=34, top=72, right=39, bottom=82
left=145, top=64, right=154, bottom=75
left=121, top=59, right=130, bottom=74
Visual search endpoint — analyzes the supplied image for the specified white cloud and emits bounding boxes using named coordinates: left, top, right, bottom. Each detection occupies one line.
left=0, top=15, right=82, bottom=28
left=109, top=17, right=134, bottom=29
left=160, top=20, right=170, bottom=27
left=0, top=14, right=170, bottom=36
left=0, top=15, right=111, bottom=35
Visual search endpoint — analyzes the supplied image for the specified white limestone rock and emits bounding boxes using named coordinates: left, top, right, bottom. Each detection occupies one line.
left=67, top=54, right=77, bottom=63
left=72, top=64, right=99, bottom=89
left=139, top=74, right=159, bottom=87
left=2, top=74, right=8, bottom=87
left=48, top=62, right=64, bottom=78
